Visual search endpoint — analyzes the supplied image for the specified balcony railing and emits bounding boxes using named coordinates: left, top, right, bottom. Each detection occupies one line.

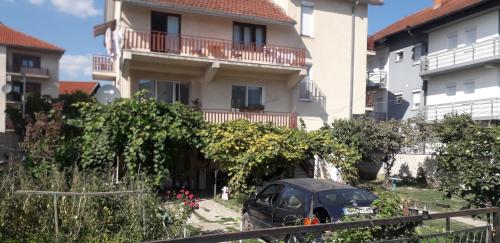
left=123, top=29, right=306, bottom=67
left=425, top=97, right=500, bottom=121
left=203, top=110, right=298, bottom=128
left=7, top=65, right=49, bottom=76
left=367, top=70, right=386, bottom=88
left=93, top=55, right=114, bottom=72
left=421, top=37, right=500, bottom=72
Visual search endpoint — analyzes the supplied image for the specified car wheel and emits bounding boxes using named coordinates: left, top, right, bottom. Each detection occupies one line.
left=242, top=213, right=253, bottom=231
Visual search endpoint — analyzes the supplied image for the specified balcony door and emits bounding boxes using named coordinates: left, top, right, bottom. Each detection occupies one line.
left=151, top=11, right=181, bottom=53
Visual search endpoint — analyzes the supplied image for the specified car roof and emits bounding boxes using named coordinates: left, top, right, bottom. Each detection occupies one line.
left=278, top=178, right=357, bottom=193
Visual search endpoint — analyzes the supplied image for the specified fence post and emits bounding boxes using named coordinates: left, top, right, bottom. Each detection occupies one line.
left=53, top=194, right=59, bottom=242
left=494, top=212, right=500, bottom=243
left=445, top=217, right=451, bottom=232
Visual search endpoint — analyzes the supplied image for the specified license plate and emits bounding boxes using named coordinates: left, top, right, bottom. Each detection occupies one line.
left=343, top=207, right=374, bottom=215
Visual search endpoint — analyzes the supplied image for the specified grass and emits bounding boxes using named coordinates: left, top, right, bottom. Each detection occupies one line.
left=396, top=186, right=467, bottom=212
left=417, top=219, right=473, bottom=235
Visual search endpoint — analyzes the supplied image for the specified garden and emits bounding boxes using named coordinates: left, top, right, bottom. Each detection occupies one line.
left=0, top=92, right=498, bottom=242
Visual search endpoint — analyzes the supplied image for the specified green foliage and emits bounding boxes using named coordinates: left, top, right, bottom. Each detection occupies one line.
left=326, top=192, right=419, bottom=242
left=0, top=165, right=187, bottom=242
left=435, top=114, right=500, bottom=208
left=76, top=92, right=205, bottom=184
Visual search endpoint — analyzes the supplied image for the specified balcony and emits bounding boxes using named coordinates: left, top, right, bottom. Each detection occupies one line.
left=6, top=65, right=50, bottom=79
left=367, top=70, right=387, bottom=89
left=203, top=110, right=298, bottom=128
left=123, top=29, right=306, bottom=68
left=425, top=97, right=500, bottom=121
left=421, top=37, right=500, bottom=77
left=92, top=55, right=115, bottom=81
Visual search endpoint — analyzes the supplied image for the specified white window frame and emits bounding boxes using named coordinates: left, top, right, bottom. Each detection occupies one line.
left=412, top=44, right=423, bottom=65
left=231, top=85, right=265, bottom=108
left=300, top=1, right=314, bottom=37
left=447, top=32, right=458, bottom=50
left=464, top=81, right=475, bottom=94
left=138, top=80, right=189, bottom=104
left=412, top=89, right=421, bottom=110
left=394, top=92, right=403, bottom=105
left=465, top=27, right=477, bottom=46
left=395, top=50, right=404, bottom=62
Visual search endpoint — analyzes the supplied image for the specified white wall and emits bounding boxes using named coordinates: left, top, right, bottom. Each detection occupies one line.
left=427, top=66, right=500, bottom=105
left=0, top=46, right=6, bottom=133
left=428, top=10, right=499, bottom=54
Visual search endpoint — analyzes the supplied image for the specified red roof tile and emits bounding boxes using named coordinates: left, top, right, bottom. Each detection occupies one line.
left=371, top=0, right=484, bottom=43
left=0, top=23, right=64, bottom=52
left=140, top=0, right=295, bottom=24
left=59, top=81, right=99, bottom=95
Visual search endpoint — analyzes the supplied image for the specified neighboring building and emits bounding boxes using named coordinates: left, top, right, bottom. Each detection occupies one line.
left=93, top=0, right=383, bottom=130
left=59, top=81, right=100, bottom=96
left=0, top=23, right=64, bottom=154
left=367, top=0, right=500, bottom=122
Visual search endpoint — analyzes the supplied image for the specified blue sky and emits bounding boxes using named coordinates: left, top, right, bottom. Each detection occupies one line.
left=0, top=0, right=433, bottom=81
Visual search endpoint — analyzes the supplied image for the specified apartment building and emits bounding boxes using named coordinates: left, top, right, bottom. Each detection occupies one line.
left=93, top=0, right=383, bottom=130
left=367, top=0, right=500, bottom=122
left=0, top=23, right=64, bottom=155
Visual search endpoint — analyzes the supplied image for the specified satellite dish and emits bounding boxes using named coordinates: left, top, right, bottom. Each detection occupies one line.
left=1, top=83, right=12, bottom=94
left=95, top=85, right=121, bottom=104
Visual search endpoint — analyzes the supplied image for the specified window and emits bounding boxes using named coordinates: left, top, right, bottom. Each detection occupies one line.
left=138, top=80, right=189, bottom=105
left=256, top=184, right=284, bottom=205
left=301, top=2, right=314, bottom=37
left=12, top=54, right=41, bottom=72
left=277, top=187, right=307, bottom=211
left=412, top=44, right=424, bottom=64
left=464, top=81, right=475, bottom=94
left=448, top=33, right=458, bottom=49
left=151, top=12, right=181, bottom=53
left=465, top=28, right=477, bottom=45
left=446, top=83, right=457, bottom=96
left=233, top=22, right=266, bottom=47
left=317, top=189, right=377, bottom=204
left=395, top=51, right=404, bottom=62
left=412, top=90, right=421, bottom=110
left=395, top=93, right=403, bottom=105
left=231, top=85, right=263, bottom=109
left=7, top=81, right=41, bottom=102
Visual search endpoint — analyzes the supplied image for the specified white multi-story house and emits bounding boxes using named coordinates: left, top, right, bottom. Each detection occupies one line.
left=0, top=23, right=64, bottom=156
left=93, top=0, right=383, bottom=131
left=367, top=0, right=500, bottom=122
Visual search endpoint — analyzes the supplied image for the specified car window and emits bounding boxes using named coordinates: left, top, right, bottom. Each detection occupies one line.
left=277, top=186, right=306, bottom=211
left=256, top=184, right=284, bottom=206
left=317, top=189, right=377, bottom=204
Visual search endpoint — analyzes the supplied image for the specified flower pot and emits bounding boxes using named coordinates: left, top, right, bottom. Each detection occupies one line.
left=356, top=161, right=383, bottom=180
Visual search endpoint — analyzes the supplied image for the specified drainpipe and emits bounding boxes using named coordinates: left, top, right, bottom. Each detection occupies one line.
left=349, top=1, right=359, bottom=118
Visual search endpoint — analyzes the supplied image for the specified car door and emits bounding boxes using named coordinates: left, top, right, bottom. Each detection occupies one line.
left=247, top=184, right=284, bottom=229
left=273, top=185, right=311, bottom=227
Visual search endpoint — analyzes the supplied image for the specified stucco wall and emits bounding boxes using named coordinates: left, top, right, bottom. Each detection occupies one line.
left=427, top=66, right=500, bottom=105
left=0, top=46, right=6, bottom=133
left=428, top=10, right=500, bottom=55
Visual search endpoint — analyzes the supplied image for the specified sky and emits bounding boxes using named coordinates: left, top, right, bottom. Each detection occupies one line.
left=0, top=0, right=434, bottom=82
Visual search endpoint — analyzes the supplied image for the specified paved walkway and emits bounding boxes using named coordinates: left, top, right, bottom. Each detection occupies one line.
left=188, top=198, right=242, bottom=235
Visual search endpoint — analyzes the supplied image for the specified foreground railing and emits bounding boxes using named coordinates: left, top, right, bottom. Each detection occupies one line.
left=367, top=70, right=387, bottom=88
left=425, top=97, right=500, bottom=121
left=93, top=54, right=114, bottom=72
left=123, top=29, right=306, bottom=67
left=7, top=64, right=49, bottom=76
left=203, top=110, right=298, bottom=128
left=421, top=37, right=500, bottom=72
left=146, top=207, right=500, bottom=243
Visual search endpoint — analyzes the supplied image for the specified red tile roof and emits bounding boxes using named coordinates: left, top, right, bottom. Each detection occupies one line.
left=138, top=0, right=295, bottom=24
left=0, top=23, right=64, bottom=52
left=371, top=0, right=484, bottom=43
left=59, top=81, right=100, bottom=95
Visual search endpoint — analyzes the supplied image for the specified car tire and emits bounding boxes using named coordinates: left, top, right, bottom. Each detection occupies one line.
left=242, top=213, right=253, bottom=231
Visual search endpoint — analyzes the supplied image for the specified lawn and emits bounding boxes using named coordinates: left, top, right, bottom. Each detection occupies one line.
left=396, top=186, right=468, bottom=212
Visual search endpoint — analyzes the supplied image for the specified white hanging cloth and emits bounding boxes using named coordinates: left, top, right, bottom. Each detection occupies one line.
left=105, top=27, right=114, bottom=57
left=113, top=26, right=124, bottom=59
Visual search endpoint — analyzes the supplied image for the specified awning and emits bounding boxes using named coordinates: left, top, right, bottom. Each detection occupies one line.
left=93, top=20, right=116, bottom=37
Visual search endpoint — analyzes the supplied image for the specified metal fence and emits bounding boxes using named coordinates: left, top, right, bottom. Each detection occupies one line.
left=145, top=207, right=500, bottom=243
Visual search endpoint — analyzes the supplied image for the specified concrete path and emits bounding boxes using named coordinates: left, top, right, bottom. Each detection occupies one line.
left=187, top=198, right=242, bottom=235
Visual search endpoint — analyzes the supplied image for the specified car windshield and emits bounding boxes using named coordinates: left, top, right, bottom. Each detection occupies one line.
left=317, top=189, right=377, bottom=204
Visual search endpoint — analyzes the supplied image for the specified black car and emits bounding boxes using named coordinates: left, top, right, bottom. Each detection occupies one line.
left=242, top=178, right=378, bottom=235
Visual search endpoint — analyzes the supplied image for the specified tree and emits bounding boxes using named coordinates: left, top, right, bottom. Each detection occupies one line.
left=435, top=114, right=500, bottom=208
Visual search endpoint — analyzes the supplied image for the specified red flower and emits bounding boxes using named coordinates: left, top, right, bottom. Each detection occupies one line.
left=190, top=202, right=195, bottom=208
left=189, top=194, right=194, bottom=199
left=176, top=194, right=182, bottom=199
left=194, top=204, right=199, bottom=209
left=185, top=191, right=190, bottom=196
left=184, top=201, right=189, bottom=206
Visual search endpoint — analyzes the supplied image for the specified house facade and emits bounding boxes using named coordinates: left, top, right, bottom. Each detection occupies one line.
left=0, top=23, right=64, bottom=156
left=93, top=0, right=383, bottom=130
left=367, top=0, right=500, bottom=122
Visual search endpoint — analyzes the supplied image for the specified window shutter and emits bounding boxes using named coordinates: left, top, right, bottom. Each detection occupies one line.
left=301, top=5, right=314, bottom=37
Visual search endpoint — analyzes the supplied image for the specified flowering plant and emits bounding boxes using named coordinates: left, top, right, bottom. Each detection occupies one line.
left=158, top=188, right=200, bottom=228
